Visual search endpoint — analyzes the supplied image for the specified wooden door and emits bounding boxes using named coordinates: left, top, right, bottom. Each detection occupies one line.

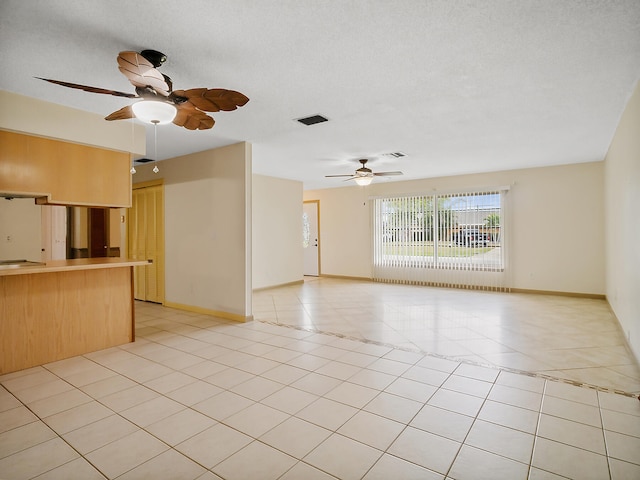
left=143, top=185, right=163, bottom=303
left=129, top=183, right=164, bottom=303
left=89, top=208, right=109, bottom=257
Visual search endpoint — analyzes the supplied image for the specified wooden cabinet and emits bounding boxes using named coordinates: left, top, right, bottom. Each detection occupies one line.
left=0, top=130, right=132, bottom=207
left=0, top=259, right=148, bottom=374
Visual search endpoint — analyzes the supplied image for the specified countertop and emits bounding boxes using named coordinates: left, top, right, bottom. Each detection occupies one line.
left=0, top=258, right=150, bottom=277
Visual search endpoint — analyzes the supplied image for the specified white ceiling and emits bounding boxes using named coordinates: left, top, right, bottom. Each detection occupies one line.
left=1, top=1, right=639, bottom=190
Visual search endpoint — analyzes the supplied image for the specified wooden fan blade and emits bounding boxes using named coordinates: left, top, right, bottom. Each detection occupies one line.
left=325, top=174, right=354, bottom=177
left=172, top=88, right=249, bottom=112
left=173, top=103, right=215, bottom=130
left=117, top=51, right=170, bottom=96
left=36, top=78, right=137, bottom=98
left=104, top=105, right=134, bottom=121
left=374, top=171, right=403, bottom=176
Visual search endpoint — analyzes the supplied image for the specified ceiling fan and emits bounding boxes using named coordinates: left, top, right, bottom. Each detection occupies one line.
left=37, top=49, right=249, bottom=130
left=325, top=159, right=403, bottom=185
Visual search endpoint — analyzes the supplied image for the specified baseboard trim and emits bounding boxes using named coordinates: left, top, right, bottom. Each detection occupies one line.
left=164, top=301, right=253, bottom=323
left=253, top=279, right=304, bottom=292
left=316, top=276, right=606, bottom=299
left=605, top=297, right=640, bottom=367
left=510, top=288, right=606, bottom=300
left=259, top=274, right=607, bottom=300
left=319, top=274, right=373, bottom=282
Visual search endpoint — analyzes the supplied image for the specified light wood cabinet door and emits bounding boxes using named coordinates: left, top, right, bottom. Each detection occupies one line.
left=0, top=130, right=132, bottom=207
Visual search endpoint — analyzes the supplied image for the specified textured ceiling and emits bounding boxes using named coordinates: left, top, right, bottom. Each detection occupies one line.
left=1, top=1, right=639, bottom=190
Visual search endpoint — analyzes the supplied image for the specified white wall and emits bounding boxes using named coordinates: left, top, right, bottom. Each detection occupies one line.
left=605, top=81, right=640, bottom=361
left=252, top=174, right=303, bottom=289
left=0, top=197, right=41, bottom=260
left=304, top=161, right=605, bottom=295
left=133, top=142, right=252, bottom=319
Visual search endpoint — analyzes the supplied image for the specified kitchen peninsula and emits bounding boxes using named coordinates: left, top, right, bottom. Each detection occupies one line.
left=0, top=257, right=148, bottom=374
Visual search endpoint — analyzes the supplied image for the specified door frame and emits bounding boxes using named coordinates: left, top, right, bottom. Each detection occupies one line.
left=303, top=200, right=321, bottom=276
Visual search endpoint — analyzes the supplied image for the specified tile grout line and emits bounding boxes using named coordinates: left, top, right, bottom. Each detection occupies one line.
left=597, top=390, right=614, bottom=480
left=526, top=378, right=548, bottom=480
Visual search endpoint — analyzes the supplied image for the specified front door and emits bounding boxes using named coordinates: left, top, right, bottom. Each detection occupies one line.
left=303, top=201, right=319, bottom=276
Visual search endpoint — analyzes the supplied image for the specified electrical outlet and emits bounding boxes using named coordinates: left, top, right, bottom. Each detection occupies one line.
left=6, top=235, right=11, bottom=242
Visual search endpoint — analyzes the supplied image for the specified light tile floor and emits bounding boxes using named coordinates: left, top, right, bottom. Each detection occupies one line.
left=254, top=277, right=640, bottom=394
left=0, top=278, right=638, bottom=479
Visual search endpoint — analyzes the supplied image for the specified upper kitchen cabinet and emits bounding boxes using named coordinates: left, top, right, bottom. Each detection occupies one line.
left=0, top=130, right=132, bottom=207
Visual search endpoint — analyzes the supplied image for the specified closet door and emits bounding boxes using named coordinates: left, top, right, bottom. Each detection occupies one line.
left=129, top=183, right=164, bottom=303
left=143, top=185, right=163, bottom=303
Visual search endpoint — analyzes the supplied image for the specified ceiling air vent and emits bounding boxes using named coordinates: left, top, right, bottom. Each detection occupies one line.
left=383, top=152, right=407, bottom=158
left=296, top=114, right=329, bottom=126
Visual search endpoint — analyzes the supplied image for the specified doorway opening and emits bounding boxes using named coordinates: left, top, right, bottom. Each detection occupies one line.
left=66, top=207, right=121, bottom=259
left=303, top=200, right=320, bottom=276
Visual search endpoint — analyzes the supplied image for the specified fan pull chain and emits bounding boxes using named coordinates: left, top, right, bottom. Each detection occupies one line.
left=152, top=120, right=159, bottom=174
left=130, top=116, right=136, bottom=174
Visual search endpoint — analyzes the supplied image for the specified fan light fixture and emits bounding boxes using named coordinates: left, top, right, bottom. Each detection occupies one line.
left=130, top=104, right=169, bottom=175
left=131, top=100, right=177, bottom=125
left=354, top=176, right=373, bottom=187
left=354, top=176, right=373, bottom=186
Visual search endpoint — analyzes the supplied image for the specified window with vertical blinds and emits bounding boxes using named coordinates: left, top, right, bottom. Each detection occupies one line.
left=372, top=189, right=508, bottom=290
